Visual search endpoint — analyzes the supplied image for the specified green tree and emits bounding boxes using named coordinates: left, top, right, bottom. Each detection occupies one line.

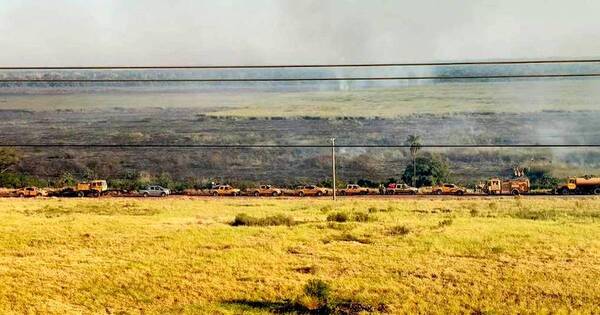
left=405, top=135, right=422, bottom=187
left=402, top=154, right=449, bottom=187
left=525, top=166, right=560, bottom=190
left=0, top=148, right=21, bottom=174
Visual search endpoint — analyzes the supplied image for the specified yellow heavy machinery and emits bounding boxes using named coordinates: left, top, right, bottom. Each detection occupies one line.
left=75, top=180, right=108, bottom=197
left=481, top=178, right=530, bottom=195
left=556, top=176, right=600, bottom=195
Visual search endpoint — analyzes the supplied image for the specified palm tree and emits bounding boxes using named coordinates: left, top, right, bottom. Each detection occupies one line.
left=405, top=135, right=422, bottom=187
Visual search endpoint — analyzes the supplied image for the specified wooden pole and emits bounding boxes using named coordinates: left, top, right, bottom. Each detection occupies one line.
left=331, top=138, right=336, bottom=201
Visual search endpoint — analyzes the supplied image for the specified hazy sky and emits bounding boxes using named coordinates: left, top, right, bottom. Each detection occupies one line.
left=1, top=0, right=600, bottom=66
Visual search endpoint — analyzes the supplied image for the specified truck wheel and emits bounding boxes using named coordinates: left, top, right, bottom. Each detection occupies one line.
left=77, top=191, right=85, bottom=197
left=160, top=192, right=166, bottom=197
left=272, top=191, right=278, bottom=197
left=410, top=190, right=417, bottom=195
left=143, top=192, right=149, bottom=198
left=593, top=187, right=600, bottom=195
left=92, top=191, right=100, bottom=198
left=18, top=193, right=25, bottom=198
left=561, top=188, right=570, bottom=195
left=317, top=191, right=323, bottom=197
left=212, top=192, right=219, bottom=197
left=253, top=191, right=260, bottom=197
left=340, top=191, right=346, bottom=196
left=456, top=190, right=464, bottom=196
left=36, top=193, right=42, bottom=197
left=298, top=191, right=304, bottom=197
left=511, top=189, right=520, bottom=196
left=435, top=190, right=443, bottom=195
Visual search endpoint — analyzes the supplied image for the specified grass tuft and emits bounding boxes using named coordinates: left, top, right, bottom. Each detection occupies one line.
left=327, top=211, right=349, bottom=222
left=389, top=225, right=411, bottom=236
left=437, top=219, right=453, bottom=228
left=231, top=213, right=295, bottom=226
left=327, top=211, right=373, bottom=223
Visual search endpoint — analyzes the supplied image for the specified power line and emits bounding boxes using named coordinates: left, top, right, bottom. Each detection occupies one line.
left=1, top=144, right=599, bottom=148
left=1, top=58, right=600, bottom=70
left=2, top=73, right=600, bottom=82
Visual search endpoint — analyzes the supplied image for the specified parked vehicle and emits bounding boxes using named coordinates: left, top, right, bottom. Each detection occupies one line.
left=210, top=185, right=241, bottom=196
left=15, top=187, right=47, bottom=198
left=339, top=184, right=369, bottom=196
left=385, top=183, right=418, bottom=195
left=52, top=187, right=79, bottom=197
left=139, top=185, right=170, bottom=197
left=481, top=178, right=530, bottom=195
left=75, top=180, right=108, bottom=197
left=295, top=185, right=328, bottom=197
left=250, top=185, right=282, bottom=197
left=555, top=176, right=600, bottom=195
left=432, top=183, right=466, bottom=195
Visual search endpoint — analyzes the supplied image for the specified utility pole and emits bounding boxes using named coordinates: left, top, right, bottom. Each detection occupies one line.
left=331, top=137, right=336, bottom=201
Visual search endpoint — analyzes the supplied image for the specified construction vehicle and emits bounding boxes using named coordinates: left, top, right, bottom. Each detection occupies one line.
left=385, top=183, right=418, bottom=195
left=339, top=184, right=369, bottom=196
left=250, top=185, right=282, bottom=197
left=15, top=187, right=47, bottom=197
left=295, top=185, right=328, bottom=197
left=75, top=180, right=108, bottom=197
left=555, top=176, right=600, bottom=195
left=210, top=185, right=240, bottom=196
left=432, top=183, right=466, bottom=195
left=480, top=178, right=530, bottom=195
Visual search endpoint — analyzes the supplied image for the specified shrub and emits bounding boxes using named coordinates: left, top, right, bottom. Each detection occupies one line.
left=389, top=225, right=410, bottom=236
left=300, top=279, right=332, bottom=311
left=231, top=213, right=295, bottom=226
left=327, top=211, right=349, bottom=222
left=353, top=212, right=371, bottom=222
left=303, top=279, right=331, bottom=302
left=327, top=211, right=373, bottom=223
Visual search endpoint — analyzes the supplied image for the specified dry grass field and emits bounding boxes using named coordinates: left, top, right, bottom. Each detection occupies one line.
left=0, top=197, right=599, bottom=314
left=2, top=80, right=600, bottom=117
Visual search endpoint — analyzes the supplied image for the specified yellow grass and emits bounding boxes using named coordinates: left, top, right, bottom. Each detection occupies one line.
left=0, top=197, right=599, bottom=314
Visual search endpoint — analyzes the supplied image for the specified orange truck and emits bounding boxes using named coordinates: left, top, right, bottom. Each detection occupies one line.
left=210, top=185, right=241, bottom=196
left=555, top=176, right=600, bottom=195
left=432, top=183, right=466, bottom=195
left=295, top=185, right=328, bottom=197
left=15, top=187, right=47, bottom=197
left=481, top=178, right=530, bottom=195
left=250, top=185, right=282, bottom=197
